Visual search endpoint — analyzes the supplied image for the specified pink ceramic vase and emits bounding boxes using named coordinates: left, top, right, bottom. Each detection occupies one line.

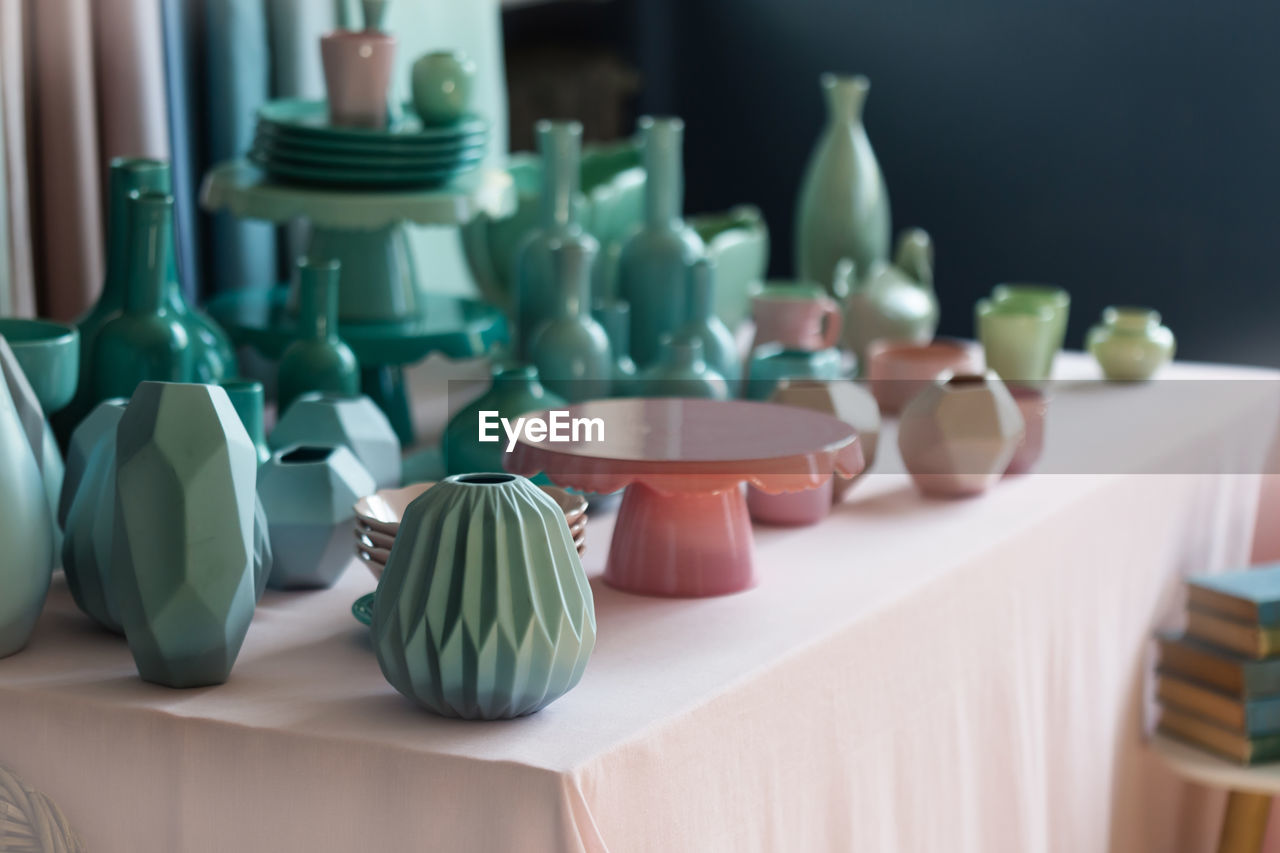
left=320, top=29, right=396, bottom=129
left=866, top=337, right=982, bottom=415
left=1004, top=385, right=1048, bottom=476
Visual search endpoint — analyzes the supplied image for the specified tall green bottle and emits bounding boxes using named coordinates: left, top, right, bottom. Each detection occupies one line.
left=617, top=117, right=704, bottom=369
left=91, top=193, right=193, bottom=401
left=276, top=259, right=360, bottom=413
left=527, top=240, right=612, bottom=403
left=678, top=257, right=739, bottom=384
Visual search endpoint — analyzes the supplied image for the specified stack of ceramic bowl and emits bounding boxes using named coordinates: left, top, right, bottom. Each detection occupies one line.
left=353, top=482, right=587, bottom=578
left=249, top=98, right=488, bottom=189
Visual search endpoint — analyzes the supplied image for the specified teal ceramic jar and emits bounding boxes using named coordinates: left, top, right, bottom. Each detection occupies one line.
left=276, top=259, right=360, bottom=413
left=0, top=319, right=79, bottom=414
left=1086, top=307, right=1176, bottom=381
left=680, top=258, right=740, bottom=385
left=220, top=378, right=270, bottom=465
left=795, top=74, right=891, bottom=298
left=640, top=335, right=729, bottom=399
left=258, top=445, right=376, bottom=590
left=843, top=229, right=939, bottom=368
left=991, top=284, right=1071, bottom=355
left=513, top=121, right=601, bottom=359
left=410, top=50, right=476, bottom=127
left=373, top=472, right=596, bottom=719
left=745, top=345, right=845, bottom=401
left=976, top=297, right=1059, bottom=386
left=110, top=382, right=258, bottom=687
left=592, top=300, right=638, bottom=395
left=527, top=240, right=612, bottom=403
left=443, top=365, right=567, bottom=476
left=271, top=393, right=401, bottom=489
left=617, top=117, right=705, bottom=368
left=91, top=192, right=193, bottom=402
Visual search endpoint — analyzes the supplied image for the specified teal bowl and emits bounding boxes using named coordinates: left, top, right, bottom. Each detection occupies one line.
left=0, top=318, right=80, bottom=413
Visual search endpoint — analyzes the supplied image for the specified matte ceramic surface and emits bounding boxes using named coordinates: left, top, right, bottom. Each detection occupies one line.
left=320, top=29, right=396, bottom=128
left=795, top=74, right=890, bottom=298
left=866, top=338, right=983, bottom=415
left=690, top=206, right=770, bottom=330
left=506, top=399, right=864, bottom=597
left=252, top=497, right=272, bottom=602
left=257, top=98, right=488, bottom=143
left=259, top=445, right=376, bottom=589
left=354, top=480, right=587, bottom=535
left=1005, top=385, right=1048, bottom=476
left=270, top=393, right=401, bottom=489
left=750, top=282, right=843, bottom=353
left=592, top=301, right=638, bottom=394
left=681, top=258, right=740, bottom=384
left=62, top=433, right=124, bottom=633
left=411, top=50, right=476, bottom=127
left=640, top=336, right=730, bottom=400
left=976, top=297, right=1060, bottom=385
left=277, top=259, right=360, bottom=412
left=745, top=344, right=844, bottom=401
left=373, top=473, right=596, bottom=719
left=527, top=240, right=613, bottom=403
left=220, top=379, right=270, bottom=466
left=1086, top=306, right=1176, bottom=381
left=746, top=477, right=835, bottom=526
left=0, top=338, right=61, bottom=551
left=843, top=229, right=939, bottom=367
left=898, top=372, right=1025, bottom=498
left=0, top=319, right=79, bottom=413
left=770, top=379, right=881, bottom=501
left=617, top=117, right=705, bottom=368
left=59, top=398, right=128, bottom=527
left=443, top=365, right=566, bottom=476
left=111, top=382, right=257, bottom=687
left=992, top=284, right=1071, bottom=355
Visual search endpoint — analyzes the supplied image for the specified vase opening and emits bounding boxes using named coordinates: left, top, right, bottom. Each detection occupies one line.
left=946, top=374, right=987, bottom=388
left=455, top=473, right=519, bottom=486
left=280, top=446, right=335, bottom=465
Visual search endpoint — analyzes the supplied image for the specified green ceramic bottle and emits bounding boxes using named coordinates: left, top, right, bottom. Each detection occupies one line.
left=91, top=192, right=193, bottom=402
left=795, top=74, right=891, bottom=298
left=513, top=120, right=601, bottom=359
left=640, top=334, right=729, bottom=399
left=617, top=117, right=705, bottom=369
left=442, top=365, right=567, bottom=476
left=220, top=378, right=271, bottom=465
left=527, top=240, right=612, bottom=403
left=679, top=257, right=740, bottom=385
left=276, top=259, right=360, bottom=413
left=591, top=300, right=638, bottom=395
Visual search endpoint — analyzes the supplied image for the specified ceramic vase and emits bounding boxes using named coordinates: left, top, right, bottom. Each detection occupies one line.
left=220, top=378, right=271, bottom=465
left=62, top=429, right=125, bottom=633
left=1005, top=385, right=1048, bottom=476
left=277, top=259, right=360, bottom=413
left=617, top=117, right=705, bottom=368
left=795, top=73, right=891, bottom=298
left=592, top=300, right=638, bottom=395
left=0, top=319, right=79, bottom=415
left=373, top=472, right=596, bottom=719
left=750, top=283, right=843, bottom=353
left=866, top=338, right=983, bottom=415
left=976, top=297, right=1060, bottom=386
left=110, top=382, right=258, bottom=687
left=992, top=284, right=1071, bottom=356
left=0, top=338, right=61, bottom=554
left=680, top=258, right=739, bottom=385
left=258, top=445, right=376, bottom=590
left=1086, top=307, right=1176, bottom=381
left=0, top=363, right=54, bottom=658
left=320, top=26, right=395, bottom=128
left=640, top=335, right=729, bottom=399
left=769, top=379, right=881, bottom=500
left=844, top=229, right=940, bottom=368
left=528, top=240, right=612, bottom=403
left=252, top=498, right=273, bottom=602
left=898, top=372, right=1025, bottom=498
left=91, top=192, right=193, bottom=402
left=513, top=120, right=601, bottom=358
left=270, top=393, right=401, bottom=489
left=59, top=398, right=128, bottom=527
left=745, top=344, right=844, bottom=401
left=443, top=365, right=567, bottom=476
left=411, top=50, right=476, bottom=127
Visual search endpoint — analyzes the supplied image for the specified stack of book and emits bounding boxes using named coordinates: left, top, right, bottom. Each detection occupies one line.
left=1156, top=566, right=1280, bottom=764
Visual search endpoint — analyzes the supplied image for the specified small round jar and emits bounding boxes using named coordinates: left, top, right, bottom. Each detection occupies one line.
left=411, top=50, right=477, bottom=127
left=1086, top=307, right=1175, bottom=381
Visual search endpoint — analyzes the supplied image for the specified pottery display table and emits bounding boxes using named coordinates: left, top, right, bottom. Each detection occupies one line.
left=506, top=398, right=864, bottom=597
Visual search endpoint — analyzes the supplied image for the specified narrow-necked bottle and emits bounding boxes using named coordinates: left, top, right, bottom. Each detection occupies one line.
left=277, top=259, right=360, bottom=412
left=617, top=117, right=705, bottom=369
left=528, top=240, right=612, bottom=403
left=592, top=300, right=638, bottom=395
left=91, top=192, right=192, bottom=401
left=679, top=257, right=739, bottom=385
left=513, top=120, right=599, bottom=359
left=640, top=334, right=728, bottom=400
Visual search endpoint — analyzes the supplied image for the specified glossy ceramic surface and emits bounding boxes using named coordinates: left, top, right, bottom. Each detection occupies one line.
left=592, top=300, right=638, bottom=394
left=247, top=148, right=479, bottom=189
left=270, top=393, right=401, bottom=489
left=1005, top=385, right=1048, bottom=476
left=506, top=398, right=864, bottom=597
left=639, top=336, right=729, bottom=400
left=442, top=365, right=566, bottom=476
left=976, top=297, right=1060, bottom=385
left=745, top=345, right=845, bottom=401
left=321, top=29, right=396, bottom=128
left=866, top=338, right=983, bottom=415
left=1086, top=306, right=1176, bottom=381
left=843, top=229, right=939, bottom=367
left=750, top=283, right=843, bottom=352
left=746, top=477, right=835, bottom=526
left=277, top=259, right=361, bottom=412
left=411, top=50, right=477, bottom=127
left=258, top=98, right=488, bottom=143
left=220, top=379, right=270, bottom=466
left=991, top=284, right=1071, bottom=354
left=252, top=132, right=484, bottom=169
left=681, top=258, right=739, bottom=384
left=0, top=320, right=79, bottom=413
left=689, top=206, right=770, bottom=330
left=352, top=592, right=375, bottom=626
left=526, top=240, right=612, bottom=403
left=769, top=379, right=881, bottom=501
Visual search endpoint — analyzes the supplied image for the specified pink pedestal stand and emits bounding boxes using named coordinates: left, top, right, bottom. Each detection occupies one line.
left=506, top=398, right=863, bottom=597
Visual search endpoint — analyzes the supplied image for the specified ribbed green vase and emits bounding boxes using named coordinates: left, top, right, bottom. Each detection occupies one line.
left=372, top=473, right=596, bottom=719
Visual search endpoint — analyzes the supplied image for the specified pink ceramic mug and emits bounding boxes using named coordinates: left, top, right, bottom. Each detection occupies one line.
left=866, top=337, right=984, bottom=415
left=751, top=283, right=843, bottom=352
left=320, top=30, right=396, bottom=128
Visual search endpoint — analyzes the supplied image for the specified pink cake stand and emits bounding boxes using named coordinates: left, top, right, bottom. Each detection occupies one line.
left=506, top=398, right=864, bottom=597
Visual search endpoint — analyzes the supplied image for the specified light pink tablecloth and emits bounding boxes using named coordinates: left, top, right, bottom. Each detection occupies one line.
left=1, top=356, right=1278, bottom=852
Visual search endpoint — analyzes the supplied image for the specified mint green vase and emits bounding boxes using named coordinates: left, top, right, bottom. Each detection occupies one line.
left=528, top=241, right=612, bottom=403
left=373, top=472, right=595, bottom=719
left=640, top=335, right=729, bottom=399
left=513, top=120, right=601, bottom=359
left=617, top=117, right=705, bottom=369
left=679, top=258, right=739, bottom=384
left=276, top=259, right=360, bottom=413
left=443, top=365, right=566, bottom=476
left=220, top=378, right=271, bottom=465
left=592, top=300, right=638, bottom=395
left=270, top=393, right=401, bottom=489
left=795, top=74, right=891, bottom=298
left=91, top=192, right=193, bottom=402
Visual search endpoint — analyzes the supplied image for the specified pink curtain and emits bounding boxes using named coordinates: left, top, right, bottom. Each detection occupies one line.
left=0, top=0, right=35, bottom=317
left=92, top=0, right=171, bottom=163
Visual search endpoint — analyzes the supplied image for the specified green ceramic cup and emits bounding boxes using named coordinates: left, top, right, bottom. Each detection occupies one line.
left=0, top=319, right=80, bottom=414
left=975, top=298, right=1059, bottom=385
left=991, top=284, right=1071, bottom=353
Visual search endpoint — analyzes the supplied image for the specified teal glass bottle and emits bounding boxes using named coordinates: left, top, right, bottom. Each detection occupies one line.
left=443, top=365, right=566, bottom=476
left=513, top=120, right=600, bottom=359
left=91, top=192, right=193, bottom=402
left=220, top=378, right=271, bottom=465
left=592, top=300, right=638, bottom=395
left=617, top=117, right=705, bottom=369
left=640, top=334, right=729, bottom=399
left=679, top=258, right=739, bottom=385
left=276, top=259, right=360, bottom=413
left=527, top=240, right=612, bottom=403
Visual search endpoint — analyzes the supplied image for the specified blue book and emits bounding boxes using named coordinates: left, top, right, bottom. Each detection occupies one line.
left=1189, top=564, right=1280, bottom=627
left=1157, top=672, right=1280, bottom=735
left=1158, top=632, right=1280, bottom=695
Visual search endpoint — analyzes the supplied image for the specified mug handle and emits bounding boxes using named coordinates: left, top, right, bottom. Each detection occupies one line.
left=818, top=298, right=843, bottom=349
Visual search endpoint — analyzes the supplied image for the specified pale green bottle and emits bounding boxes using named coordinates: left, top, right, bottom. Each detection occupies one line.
left=277, top=259, right=360, bottom=413
left=678, top=257, right=739, bottom=385
left=528, top=240, right=612, bottom=403
left=640, top=334, right=729, bottom=400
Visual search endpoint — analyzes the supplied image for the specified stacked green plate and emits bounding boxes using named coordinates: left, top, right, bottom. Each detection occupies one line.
left=249, top=98, right=489, bottom=189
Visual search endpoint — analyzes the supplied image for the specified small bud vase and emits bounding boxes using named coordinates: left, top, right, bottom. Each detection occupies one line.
left=1086, top=306, right=1175, bottom=381
left=527, top=240, right=612, bottom=403
left=277, top=259, right=360, bottom=413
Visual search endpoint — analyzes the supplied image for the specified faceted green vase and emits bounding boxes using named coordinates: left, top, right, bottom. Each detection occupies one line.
left=270, top=393, right=401, bottom=489
left=63, top=430, right=125, bottom=633
left=373, top=473, right=596, bottom=719
left=527, top=240, right=612, bottom=403
left=60, top=398, right=128, bottom=526
left=110, top=382, right=258, bottom=688
left=276, top=259, right=360, bottom=413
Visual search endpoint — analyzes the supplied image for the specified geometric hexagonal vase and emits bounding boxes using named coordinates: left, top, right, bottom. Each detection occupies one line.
left=372, top=472, right=596, bottom=719
left=269, top=393, right=401, bottom=489
left=257, top=445, right=375, bottom=590
left=60, top=397, right=128, bottom=527
left=898, top=372, right=1025, bottom=499
left=62, top=433, right=126, bottom=634
left=110, top=382, right=258, bottom=687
